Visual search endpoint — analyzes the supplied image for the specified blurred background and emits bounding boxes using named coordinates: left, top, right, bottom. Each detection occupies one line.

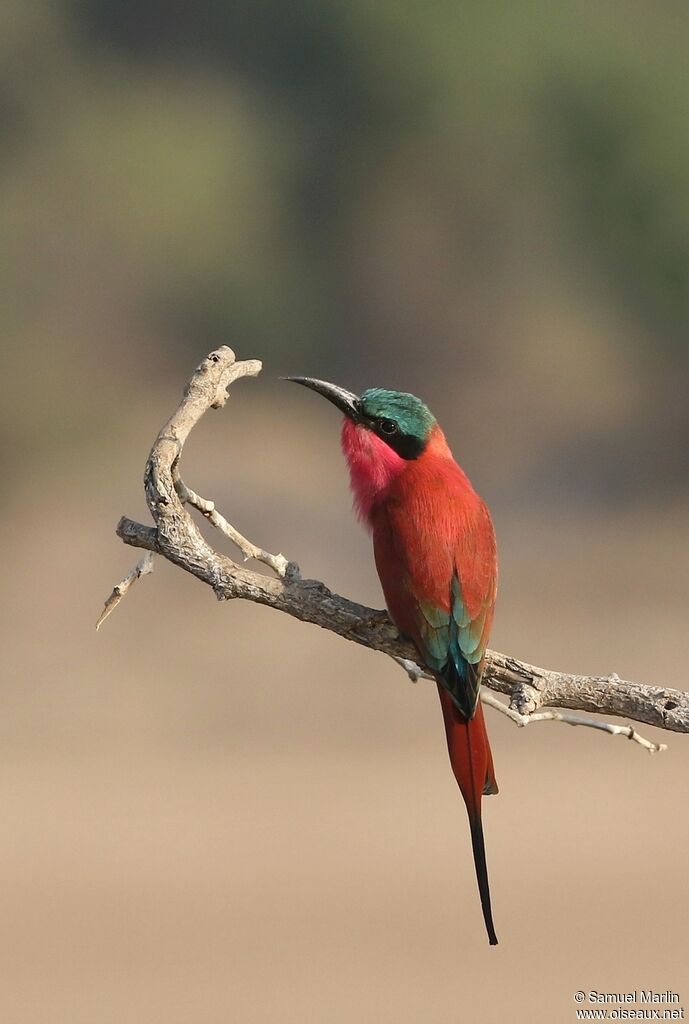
left=1, top=1, right=688, bottom=1020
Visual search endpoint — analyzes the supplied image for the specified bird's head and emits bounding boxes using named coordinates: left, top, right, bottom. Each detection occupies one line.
left=284, top=377, right=450, bottom=520
left=283, top=377, right=437, bottom=460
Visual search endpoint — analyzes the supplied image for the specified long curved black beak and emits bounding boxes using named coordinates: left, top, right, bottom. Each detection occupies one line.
left=282, top=376, right=362, bottom=422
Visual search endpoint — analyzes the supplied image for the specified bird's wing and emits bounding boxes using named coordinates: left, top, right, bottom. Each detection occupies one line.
left=374, top=486, right=497, bottom=720
left=446, top=500, right=497, bottom=717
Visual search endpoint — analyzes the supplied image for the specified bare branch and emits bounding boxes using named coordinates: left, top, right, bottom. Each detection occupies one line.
left=174, top=474, right=295, bottom=579
left=104, top=346, right=689, bottom=739
left=96, top=551, right=155, bottom=630
left=479, top=691, right=666, bottom=754
left=391, top=656, right=665, bottom=753
left=392, top=658, right=666, bottom=753
left=392, top=656, right=433, bottom=683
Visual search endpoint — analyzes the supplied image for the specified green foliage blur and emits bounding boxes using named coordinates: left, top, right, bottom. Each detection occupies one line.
left=2, top=1, right=688, bottom=498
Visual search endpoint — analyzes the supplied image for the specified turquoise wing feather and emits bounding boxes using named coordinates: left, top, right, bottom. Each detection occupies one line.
left=418, top=573, right=492, bottom=718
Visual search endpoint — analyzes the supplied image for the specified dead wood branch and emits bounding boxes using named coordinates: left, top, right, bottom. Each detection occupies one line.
left=96, top=550, right=155, bottom=630
left=101, top=346, right=689, bottom=745
left=479, top=691, right=667, bottom=754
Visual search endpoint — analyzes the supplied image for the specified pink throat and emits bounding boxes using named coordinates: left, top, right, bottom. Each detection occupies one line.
left=340, top=419, right=407, bottom=522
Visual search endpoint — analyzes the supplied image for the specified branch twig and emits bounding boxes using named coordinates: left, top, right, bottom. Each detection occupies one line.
left=393, top=654, right=665, bottom=752
left=479, top=691, right=666, bottom=754
left=174, top=474, right=296, bottom=579
left=96, top=550, right=155, bottom=630
left=100, top=346, right=688, bottom=744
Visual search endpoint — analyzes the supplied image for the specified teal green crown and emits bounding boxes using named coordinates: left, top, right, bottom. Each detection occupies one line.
left=360, top=388, right=436, bottom=444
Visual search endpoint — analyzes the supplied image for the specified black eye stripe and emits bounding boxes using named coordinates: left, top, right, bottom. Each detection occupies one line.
left=364, top=414, right=425, bottom=460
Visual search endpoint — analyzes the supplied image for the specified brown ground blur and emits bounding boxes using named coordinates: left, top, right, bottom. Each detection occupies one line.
left=2, top=391, right=687, bottom=1023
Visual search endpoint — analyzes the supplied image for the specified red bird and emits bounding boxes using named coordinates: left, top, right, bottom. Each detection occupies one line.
left=286, top=378, right=499, bottom=945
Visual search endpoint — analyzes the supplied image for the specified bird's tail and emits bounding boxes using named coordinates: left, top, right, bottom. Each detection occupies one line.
left=437, top=685, right=498, bottom=946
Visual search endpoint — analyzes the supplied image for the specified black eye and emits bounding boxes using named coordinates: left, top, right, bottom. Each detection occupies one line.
left=379, top=418, right=398, bottom=436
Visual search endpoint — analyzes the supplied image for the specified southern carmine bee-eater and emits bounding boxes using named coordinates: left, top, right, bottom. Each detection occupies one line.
left=285, top=377, right=499, bottom=945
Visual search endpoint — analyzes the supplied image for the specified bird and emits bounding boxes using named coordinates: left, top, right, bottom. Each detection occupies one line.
left=285, top=376, right=499, bottom=945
